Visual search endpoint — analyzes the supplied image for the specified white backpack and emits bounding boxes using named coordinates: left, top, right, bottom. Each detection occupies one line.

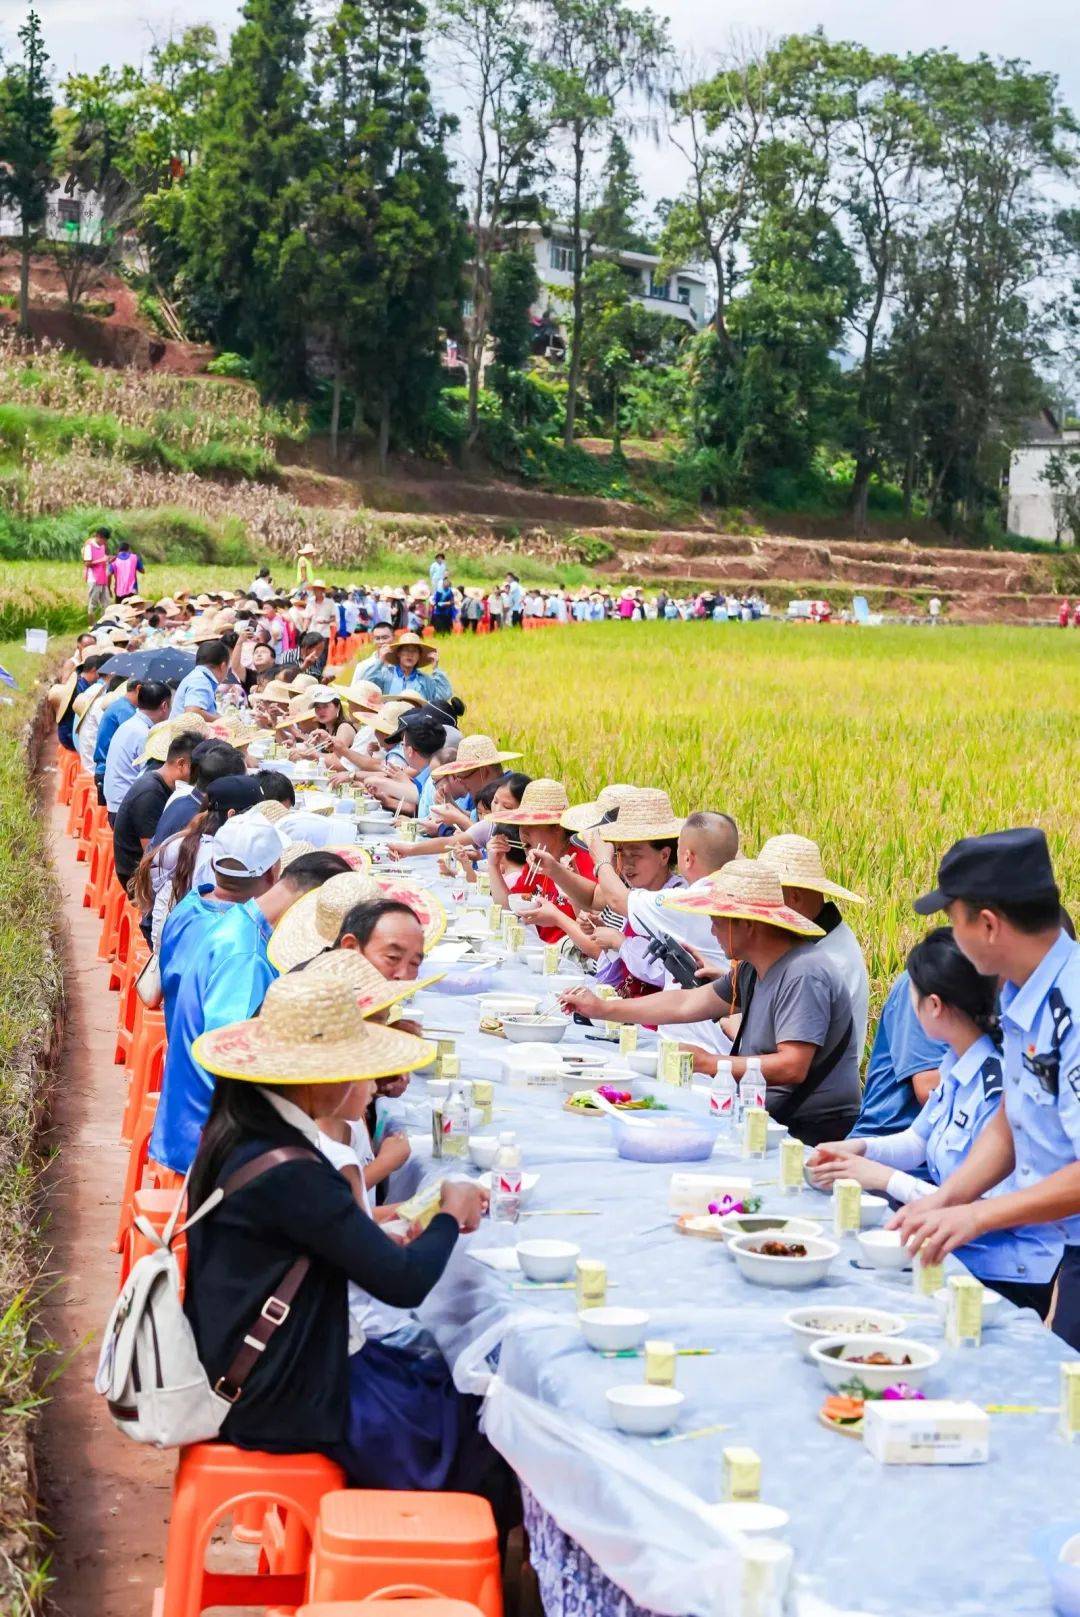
left=95, top=1146, right=317, bottom=1448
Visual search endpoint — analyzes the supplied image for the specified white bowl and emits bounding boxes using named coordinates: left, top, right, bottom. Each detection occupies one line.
left=561, top=1071, right=639, bottom=1098
left=728, top=1232, right=839, bottom=1289
left=707, top=1502, right=790, bottom=1538
left=515, top=1238, right=579, bottom=1282
left=766, top=1119, right=787, bottom=1142
left=468, top=1135, right=500, bottom=1171
left=358, top=814, right=395, bottom=836
left=810, top=1333, right=941, bottom=1392
left=860, top=1194, right=889, bottom=1229
left=502, top=1015, right=566, bottom=1045
left=718, top=1213, right=822, bottom=1247
left=479, top=993, right=540, bottom=1019
left=931, top=1284, right=1006, bottom=1329
left=606, top=1384, right=685, bottom=1436
left=521, top=948, right=547, bottom=974
left=508, top=894, right=536, bottom=915
left=625, top=1051, right=659, bottom=1078
left=480, top=1170, right=540, bottom=1204
left=578, top=1306, right=650, bottom=1352
left=855, top=1229, right=911, bottom=1270
left=784, top=1305, right=908, bottom=1361
left=427, top=1078, right=451, bottom=1102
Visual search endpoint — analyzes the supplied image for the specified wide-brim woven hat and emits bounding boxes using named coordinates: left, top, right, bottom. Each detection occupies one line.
left=757, top=834, right=865, bottom=904
left=255, top=679, right=295, bottom=704
left=190, top=622, right=225, bottom=643
left=297, top=544, right=316, bottom=557
left=278, top=839, right=316, bottom=870
left=384, top=632, right=435, bottom=669
left=137, top=712, right=208, bottom=764
left=324, top=682, right=381, bottom=712
left=247, top=799, right=289, bottom=826
left=48, top=671, right=79, bottom=719
left=301, top=947, right=443, bottom=1018
left=268, top=868, right=445, bottom=972
left=561, top=783, right=639, bottom=834
left=372, top=700, right=414, bottom=738
left=599, top=787, right=684, bottom=844
left=499, top=778, right=571, bottom=826
left=430, top=732, right=521, bottom=780
left=72, top=682, right=106, bottom=721
left=661, top=858, right=825, bottom=937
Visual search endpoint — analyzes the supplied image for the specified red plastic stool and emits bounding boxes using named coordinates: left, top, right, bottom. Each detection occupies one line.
left=108, top=902, right=141, bottom=989
left=120, top=1016, right=165, bottom=1145
left=76, top=798, right=107, bottom=864
left=298, top=1604, right=488, bottom=1615
left=113, top=1094, right=158, bottom=1253
left=115, top=970, right=152, bottom=1067
left=98, top=879, right=127, bottom=961
left=306, top=1493, right=501, bottom=1616
left=118, top=1186, right=188, bottom=1292
left=84, top=826, right=114, bottom=911
left=65, top=772, right=92, bottom=837
left=56, top=749, right=79, bottom=805
left=154, top=1445, right=346, bottom=1617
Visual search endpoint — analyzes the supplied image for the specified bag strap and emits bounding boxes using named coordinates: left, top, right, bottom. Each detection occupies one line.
left=211, top=1145, right=322, bottom=1407
left=771, top=1017, right=854, bottom=1126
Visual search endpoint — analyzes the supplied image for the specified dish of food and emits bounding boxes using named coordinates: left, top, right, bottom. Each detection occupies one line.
left=564, top=1087, right=667, bottom=1116
left=843, top=1350, right=912, bottom=1367
left=758, top=1239, right=808, bottom=1258
left=784, top=1305, right=908, bottom=1360
left=810, top=1333, right=940, bottom=1392
left=676, top=1213, right=729, bottom=1241
left=819, top=1393, right=866, bottom=1438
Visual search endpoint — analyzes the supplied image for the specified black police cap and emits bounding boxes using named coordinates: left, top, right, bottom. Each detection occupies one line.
left=914, top=827, right=1058, bottom=916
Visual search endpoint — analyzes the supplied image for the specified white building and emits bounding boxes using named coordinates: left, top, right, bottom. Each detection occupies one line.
left=0, top=181, right=109, bottom=246
left=1007, top=410, right=1080, bottom=543
left=522, top=223, right=709, bottom=329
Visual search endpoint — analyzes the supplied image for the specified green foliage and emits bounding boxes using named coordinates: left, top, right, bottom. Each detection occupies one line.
left=0, top=504, right=254, bottom=575
left=490, top=247, right=541, bottom=372
left=569, top=532, right=616, bottom=563
left=135, top=289, right=172, bottom=337
left=206, top=351, right=255, bottom=380
left=0, top=9, right=56, bottom=331
left=585, top=131, right=652, bottom=251
left=0, top=401, right=278, bottom=481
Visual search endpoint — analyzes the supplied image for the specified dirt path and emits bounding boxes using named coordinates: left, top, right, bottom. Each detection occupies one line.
left=37, top=757, right=171, bottom=1617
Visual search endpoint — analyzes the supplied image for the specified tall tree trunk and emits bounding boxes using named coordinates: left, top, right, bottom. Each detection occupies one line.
left=329, top=356, right=343, bottom=465
left=377, top=397, right=391, bottom=475
left=902, top=442, right=916, bottom=519
left=611, top=375, right=621, bottom=455
left=465, top=252, right=486, bottom=449
left=851, top=455, right=873, bottom=538
left=563, top=130, right=586, bottom=450
left=19, top=226, right=32, bottom=337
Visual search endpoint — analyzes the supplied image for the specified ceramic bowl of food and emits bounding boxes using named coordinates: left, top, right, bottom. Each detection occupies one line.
left=784, top=1305, right=908, bottom=1361
left=515, top=1238, right=579, bottom=1282
left=718, top=1212, right=823, bottom=1245
left=468, top=1135, right=500, bottom=1171
left=855, top=1229, right=911, bottom=1270
left=358, top=813, right=396, bottom=836
left=502, top=1015, right=567, bottom=1045
left=860, top=1194, right=889, bottom=1229
left=578, top=1306, right=651, bottom=1352
left=810, top=1333, right=940, bottom=1393
left=625, top=1050, right=659, bottom=1078
left=727, top=1232, right=839, bottom=1289
left=931, top=1284, right=1006, bottom=1329
left=479, top=993, right=540, bottom=1020
left=508, top=893, right=537, bottom=916
left=561, top=1070, right=639, bottom=1098
left=480, top=1170, right=540, bottom=1204
left=606, top=1384, right=685, bottom=1437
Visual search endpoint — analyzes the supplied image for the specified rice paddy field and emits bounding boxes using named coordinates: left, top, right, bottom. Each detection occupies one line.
left=449, top=619, right=1079, bottom=1013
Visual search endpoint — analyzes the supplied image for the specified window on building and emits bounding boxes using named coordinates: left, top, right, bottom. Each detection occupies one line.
left=676, top=284, right=691, bottom=306
left=649, top=275, right=670, bottom=300
left=57, top=198, right=82, bottom=226
left=462, top=297, right=475, bottom=318
left=550, top=242, right=574, bottom=273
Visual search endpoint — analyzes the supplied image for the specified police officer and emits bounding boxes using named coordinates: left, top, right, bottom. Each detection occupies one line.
left=892, top=829, right=1080, bottom=1348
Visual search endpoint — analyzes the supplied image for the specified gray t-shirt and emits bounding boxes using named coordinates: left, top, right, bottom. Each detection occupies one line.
left=715, top=941, right=860, bottom=1139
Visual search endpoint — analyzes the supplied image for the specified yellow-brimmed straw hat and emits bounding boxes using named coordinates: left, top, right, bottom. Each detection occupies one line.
left=372, top=700, right=413, bottom=738
left=599, top=787, right=684, bottom=844
left=661, top=858, right=825, bottom=937
left=756, top=834, right=865, bottom=904
left=430, top=732, right=521, bottom=780
left=561, top=783, right=639, bottom=834
left=499, top=778, right=571, bottom=826
left=269, top=869, right=445, bottom=972
left=302, top=947, right=440, bottom=1019
left=72, top=682, right=107, bottom=721
left=278, top=839, right=316, bottom=871
left=192, top=957, right=435, bottom=1085
left=254, top=799, right=291, bottom=826
left=323, top=681, right=382, bottom=712
left=383, top=631, right=435, bottom=669
left=291, top=673, right=321, bottom=693
left=137, top=713, right=208, bottom=764
left=256, top=679, right=295, bottom=705
left=48, top=672, right=79, bottom=719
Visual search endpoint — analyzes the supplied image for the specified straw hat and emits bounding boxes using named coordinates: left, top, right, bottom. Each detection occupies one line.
left=371, top=700, right=413, bottom=738
left=599, top=788, right=684, bottom=844
left=254, top=800, right=291, bottom=826
left=291, top=674, right=320, bottom=693
left=499, top=778, right=571, bottom=827
left=297, top=544, right=316, bottom=557
left=155, top=598, right=179, bottom=615
left=278, top=839, right=316, bottom=871
left=661, top=858, right=825, bottom=938
left=430, top=733, right=521, bottom=780
left=268, top=871, right=381, bottom=971
left=194, top=594, right=213, bottom=609
left=322, top=681, right=382, bottom=713
left=256, top=679, right=294, bottom=704
left=302, top=947, right=443, bottom=1019
left=192, top=958, right=435, bottom=1085
left=72, top=682, right=107, bottom=721
left=190, top=622, right=226, bottom=643
left=383, top=632, right=435, bottom=669
left=137, top=713, right=208, bottom=764
left=757, top=834, right=865, bottom=904
left=561, top=783, right=639, bottom=834
left=48, top=672, right=78, bottom=719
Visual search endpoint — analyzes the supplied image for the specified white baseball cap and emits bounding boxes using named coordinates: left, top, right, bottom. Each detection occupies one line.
left=210, top=816, right=287, bottom=881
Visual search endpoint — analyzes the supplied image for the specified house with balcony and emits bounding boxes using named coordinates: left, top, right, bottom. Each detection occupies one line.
left=1006, top=408, right=1080, bottom=543
left=0, top=181, right=109, bottom=246
left=521, top=223, right=709, bottom=331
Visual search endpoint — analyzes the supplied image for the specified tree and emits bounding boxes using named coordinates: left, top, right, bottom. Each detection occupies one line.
left=586, top=131, right=648, bottom=250
left=538, top=0, right=669, bottom=446
left=0, top=9, right=55, bottom=335
left=578, top=257, right=646, bottom=451
left=489, top=243, right=540, bottom=368
left=177, top=0, right=315, bottom=397
left=1044, top=446, right=1080, bottom=545
left=436, top=0, right=551, bottom=444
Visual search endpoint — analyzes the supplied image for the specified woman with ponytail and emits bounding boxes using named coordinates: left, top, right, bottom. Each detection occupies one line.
left=808, top=926, right=1062, bottom=1314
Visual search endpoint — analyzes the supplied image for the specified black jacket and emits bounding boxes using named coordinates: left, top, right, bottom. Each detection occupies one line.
left=184, top=1112, right=458, bottom=1451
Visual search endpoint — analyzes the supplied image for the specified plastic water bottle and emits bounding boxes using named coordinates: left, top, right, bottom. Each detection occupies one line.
left=739, top=1057, right=767, bottom=1118
left=441, top=1081, right=470, bottom=1160
left=490, top=1132, right=523, bottom=1225
left=709, top=1060, right=737, bottom=1137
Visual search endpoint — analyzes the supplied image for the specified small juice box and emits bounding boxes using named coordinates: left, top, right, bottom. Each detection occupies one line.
left=912, top=1248, right=945, bottom=1297
left=644, top=1340, right=676, bottom=1387
left=399, top=816, right=418, bottom=842
left=619, top=1024, right=639, bottom=1056
left=722, top=1446, right=761, bottom=1503
left=742, top=1107, right=768, bottom=1159
left=542, top=943, right=562, bottom=975
left=507, top=919, right=526, bottom=952
left=471, top=1079, right=494, bottom=1128
left=575, top=1257, right=607, bottom=1307
left=435, top=1037, right=456, bottom=1076
left=487, top=904, right=502, bottom=935
left=833, top=1178, right=862, bottom=1235
left=1061, top=1362, right=1080, bottom=1443
left=476, top=869, right=491, bottom=897
left=779, top=1136, right=804, bottom=1192
left=440, top=1052, right=460, bottom=1084
left=945, top=1275, right=983, bottom=1348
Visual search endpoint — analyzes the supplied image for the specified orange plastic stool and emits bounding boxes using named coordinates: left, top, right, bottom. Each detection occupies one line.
left=113, top=1094, right=158, bottom=1252
left=297, top=1604, right=488, bottom=1615
left=118, top=1186, right=188, bottom=1292
left=76, top=798, right=108, bottom=864
left=65, top=771, right=91, bottom=837
left=56, top=749, right=79, bottom=805
left=115, top=969, right=152, bottom=1066
left=306, top=1493, right=501, bottom=1617
left=83, top=826, right=114, bottom=911
left=120, top=1018, right=165, bottom=1145
left=155, top=1444, right=346, bottom=1617
left=108, top=902, right=141, bottom=989
left=98, top=879, right=127, bottom=961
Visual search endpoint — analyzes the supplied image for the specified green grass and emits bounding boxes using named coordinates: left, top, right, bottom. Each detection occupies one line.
left=447, top=620, right=1080, bottom=1020
left=0, top=403, right=279, bottom=483
left=0, top=640, right=64, bottom=1614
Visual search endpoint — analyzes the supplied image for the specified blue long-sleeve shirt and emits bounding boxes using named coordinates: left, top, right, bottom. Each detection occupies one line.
left=93, top=693, right=136, bottom=780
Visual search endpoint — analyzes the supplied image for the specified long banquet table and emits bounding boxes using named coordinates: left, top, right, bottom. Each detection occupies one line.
left=368, top=851, right=1078, bottom=1617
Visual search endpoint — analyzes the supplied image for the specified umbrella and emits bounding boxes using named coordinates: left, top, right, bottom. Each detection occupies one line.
left=99, top=648, right=196, bottom=683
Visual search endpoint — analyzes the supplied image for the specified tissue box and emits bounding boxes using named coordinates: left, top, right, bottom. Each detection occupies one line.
left=863, top=1399, right=989, bottom=1465
left=668, top=1172, right=754, bottom=1216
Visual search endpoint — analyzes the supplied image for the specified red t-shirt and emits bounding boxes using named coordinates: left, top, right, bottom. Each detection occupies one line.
left=511, top=845, right=597, bottom=943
